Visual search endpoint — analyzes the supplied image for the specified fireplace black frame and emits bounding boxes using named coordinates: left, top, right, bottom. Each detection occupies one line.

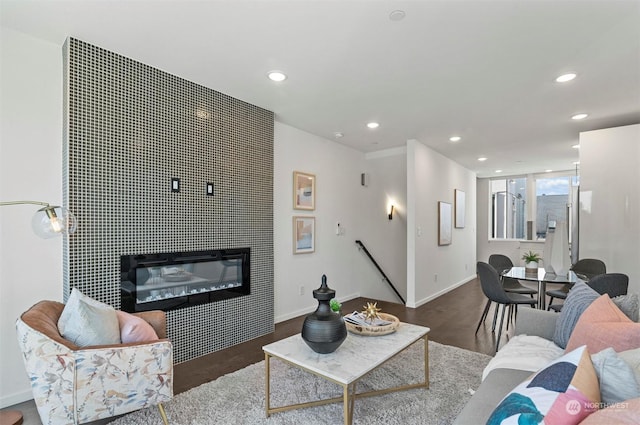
left=120, top=248, right=250, bottom=312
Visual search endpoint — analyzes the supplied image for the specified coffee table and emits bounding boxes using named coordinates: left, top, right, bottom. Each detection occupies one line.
left=263, top=322, right=430, bottom=425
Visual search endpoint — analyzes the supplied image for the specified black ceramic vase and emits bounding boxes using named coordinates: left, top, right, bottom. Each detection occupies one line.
left=301, top=275, right=347, bottom=354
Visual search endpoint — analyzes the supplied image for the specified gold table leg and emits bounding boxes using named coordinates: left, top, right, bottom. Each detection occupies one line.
left=265, top=353, right=271, bottom=417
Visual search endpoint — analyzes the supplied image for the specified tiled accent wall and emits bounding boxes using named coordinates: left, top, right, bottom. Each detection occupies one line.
left=62, top=38, right=274, bottom=363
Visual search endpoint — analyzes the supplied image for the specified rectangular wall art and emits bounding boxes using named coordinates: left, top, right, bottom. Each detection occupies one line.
left=455, top=189, right=465, bottom=228
left=293, top=216, right=315, bottom=254
left=438, top=201, right=452, bottom=246
left=293, top=171, right=315, bottom=210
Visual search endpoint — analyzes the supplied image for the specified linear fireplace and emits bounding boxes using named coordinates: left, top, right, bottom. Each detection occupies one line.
left=120, top=248, right=250, bottom=313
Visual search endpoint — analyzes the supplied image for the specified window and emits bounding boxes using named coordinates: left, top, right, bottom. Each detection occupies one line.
left=489, top=173, right=579, bottom=241
left=535, top=175, right=579, bottom=239
left=491, top=177, right=527, bottom=239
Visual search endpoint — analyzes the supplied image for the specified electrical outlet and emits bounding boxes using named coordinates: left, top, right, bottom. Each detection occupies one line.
left=298, top=285, right=305, bottom=296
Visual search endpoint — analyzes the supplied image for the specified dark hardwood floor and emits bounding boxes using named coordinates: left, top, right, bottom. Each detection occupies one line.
left=174, top=277, right=511, bottom=394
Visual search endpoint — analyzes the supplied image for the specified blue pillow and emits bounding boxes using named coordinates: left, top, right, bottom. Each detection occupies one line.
left=553, top=281, right=599, bottom=349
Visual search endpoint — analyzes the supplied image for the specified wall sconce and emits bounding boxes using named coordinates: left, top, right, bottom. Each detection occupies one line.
left=0, top=200, right=78, bottom=238
left=388, top=204, right=395, bottom=220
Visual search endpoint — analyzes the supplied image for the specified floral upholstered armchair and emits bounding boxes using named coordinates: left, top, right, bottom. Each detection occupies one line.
left=16, top=300, right=173, bottom=425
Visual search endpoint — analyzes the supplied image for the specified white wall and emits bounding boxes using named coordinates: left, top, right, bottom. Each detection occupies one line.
left=273, top=123, right=370, bottom=321
left=0, top=28, right=64, bottom=407
left=579, top=124, right=640, bottom=294
left=407, top=140, right=477, bottom=308
left=273, top=124, right=410, bottom=321
left=359, top=148, right=408, bottom=303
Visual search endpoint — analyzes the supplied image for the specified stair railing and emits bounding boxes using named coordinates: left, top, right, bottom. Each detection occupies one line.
left=355, top=240, right=406, bottom=304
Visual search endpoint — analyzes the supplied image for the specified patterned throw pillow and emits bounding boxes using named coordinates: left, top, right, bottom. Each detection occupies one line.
left=486, top=345, right=600, bottom=425
left=58, top=288, right=121, bottom=346
left=553, top=281, right=599, bottom=349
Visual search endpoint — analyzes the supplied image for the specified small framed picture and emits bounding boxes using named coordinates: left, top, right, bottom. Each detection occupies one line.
left=438, top=201, right=452, bottom=246
left=293, top=171, right=315, bottom=210
left=293, top=216, right=315, bottom=254
left=454, top=189, right=465, bottom=228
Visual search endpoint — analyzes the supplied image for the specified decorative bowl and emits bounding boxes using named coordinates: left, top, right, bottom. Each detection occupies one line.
left=344, top=313, right=400, bottom=336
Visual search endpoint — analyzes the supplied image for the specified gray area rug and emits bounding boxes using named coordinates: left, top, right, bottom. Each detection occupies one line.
left=111, top=340, right=491, bottom=425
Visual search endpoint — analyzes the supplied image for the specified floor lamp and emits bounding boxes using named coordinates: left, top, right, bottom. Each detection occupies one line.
left=0, top=200, right=77, bottom=425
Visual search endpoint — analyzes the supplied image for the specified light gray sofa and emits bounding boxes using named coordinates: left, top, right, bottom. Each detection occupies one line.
left=453, top=308, right=563, bottom=425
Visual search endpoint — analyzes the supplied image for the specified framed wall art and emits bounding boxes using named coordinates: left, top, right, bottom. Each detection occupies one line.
left=293, top=216, right=315, bottom=254
left=454, top=189, right=465, bottom=228
left=293, top=171, right=315, bottom=210
left=438, top=201, right=452, bottom=246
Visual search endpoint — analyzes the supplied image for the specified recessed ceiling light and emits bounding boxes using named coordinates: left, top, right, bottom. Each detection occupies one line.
left=572, top=144, right=580, bottom=149
left=334, top=132, right=344, bottom=139
left=495, top=170, right=503, bottom=173
left=556, top=73, right=577, bottom=83
left=449, top=136, right=461, bottom=142
left=571, top=113, right=588, bottom=120
left=477, top=157, right=487, bottom=162
left=573, top=161, right=580, bottom=165
left=389, top=10, right=406, bottom=21
left=367, top=122, right=380, bottom=129
left=267, top=71, right=287, bottom=82
left=545, top=169, right=553, bottom=173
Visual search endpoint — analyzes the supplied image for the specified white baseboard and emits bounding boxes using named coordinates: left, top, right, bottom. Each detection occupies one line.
left=408, top=275, right=476, bottom=309
left=0, top=390, right=33, bottom=409
left=274, top=292, right=360, bottom=323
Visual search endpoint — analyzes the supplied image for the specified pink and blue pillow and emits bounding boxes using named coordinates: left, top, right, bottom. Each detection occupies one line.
left=487, top=345, right=600, bottom=425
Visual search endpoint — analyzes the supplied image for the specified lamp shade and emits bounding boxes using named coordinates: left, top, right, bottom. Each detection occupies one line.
left=31, top=205, right=77, bottom=239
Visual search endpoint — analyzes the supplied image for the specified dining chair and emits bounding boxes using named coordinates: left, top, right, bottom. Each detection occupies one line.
left=475, top=262, right=537, bottom=352
left=547, top=258, right=606, bottom=311
left=479, top=254, right=538, bottom=331
left=587, top=273, right=629, bottom=297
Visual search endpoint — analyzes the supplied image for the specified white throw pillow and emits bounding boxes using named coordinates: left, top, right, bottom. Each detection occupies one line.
left=591, top=347, right=640, bottom=404
left=482, top=334, right=564, bottom=380
left=58, top=288, right=121, bottom=346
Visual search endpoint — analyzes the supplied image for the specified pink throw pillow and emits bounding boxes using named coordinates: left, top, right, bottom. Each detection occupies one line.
left=580, top=397, right=640, bottom=425
left=116, top=310, right=159, bottom=343
left=566, top=294, right=640, bottom=353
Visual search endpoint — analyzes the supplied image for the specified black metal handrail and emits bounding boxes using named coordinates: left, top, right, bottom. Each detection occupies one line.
left=355, top=240, right=406, bottom=304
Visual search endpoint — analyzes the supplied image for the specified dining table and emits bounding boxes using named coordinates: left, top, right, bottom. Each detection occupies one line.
left=502, top=267, right=579, bottom=310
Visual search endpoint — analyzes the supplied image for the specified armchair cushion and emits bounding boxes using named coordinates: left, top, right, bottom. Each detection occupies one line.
left=117, top=310, right=159, bottom=343
left=58, top=288, right=121, bottom=346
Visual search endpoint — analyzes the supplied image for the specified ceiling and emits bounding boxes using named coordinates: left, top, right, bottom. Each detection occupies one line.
left=2, top=0, right=639, bottom=177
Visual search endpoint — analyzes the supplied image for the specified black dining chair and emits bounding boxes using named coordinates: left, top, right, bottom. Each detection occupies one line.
left=547, top=258, right=606, bottom=311
left=479, top=254, right=538, bottom=330
left=587, top=273, right=629, bottom=298
left=489, top=254, right=538, bottom=298
left=475, top=262, right=537, bottom=352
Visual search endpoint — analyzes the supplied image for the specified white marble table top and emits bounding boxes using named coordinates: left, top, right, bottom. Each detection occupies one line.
left=263, top=322, right=430, bottom=385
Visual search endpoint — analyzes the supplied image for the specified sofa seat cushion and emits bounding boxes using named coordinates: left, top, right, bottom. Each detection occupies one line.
left=483, top=335, right=564, bottom=380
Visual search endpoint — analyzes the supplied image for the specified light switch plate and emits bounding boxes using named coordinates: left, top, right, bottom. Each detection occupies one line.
left=206, top=182, right=214, bottom=196
left=171, top=177, right=180, bottom=192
